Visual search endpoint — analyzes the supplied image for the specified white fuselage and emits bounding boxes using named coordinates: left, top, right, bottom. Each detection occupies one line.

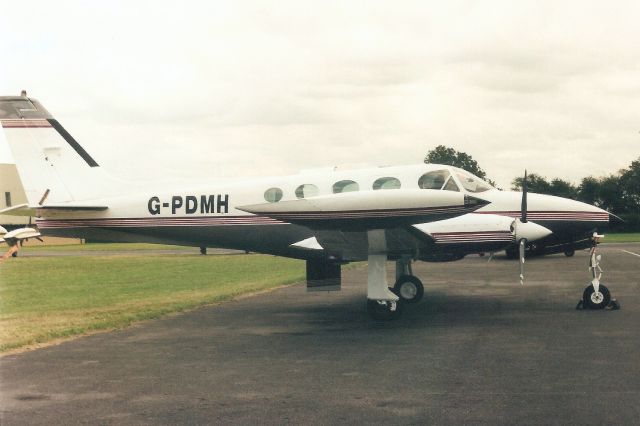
left=34, top=164, right=609, bottom=260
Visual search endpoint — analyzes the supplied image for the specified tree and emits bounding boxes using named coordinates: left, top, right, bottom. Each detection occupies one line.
left=511, top=174, right=578, bottom=198
left=511, top=173, right=551, bottom=193
left=598, top=175, right=625, bottom=214
left=577, top=176, right=600, bottom=205
left=620, top=157, right=640, bottom=212
left=508, top=156, right=640, bottom=232
left=424, top=145, right=495, bottom=185
left=549, top=178, right=578, bottom=199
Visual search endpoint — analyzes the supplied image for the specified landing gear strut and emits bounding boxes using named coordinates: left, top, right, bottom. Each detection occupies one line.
left=580, top=234, right=618, bottom=310
left=392, top=257, right=424, bottom=304
left=366, top=230, right=402, bottom=321
left=365, top=232, right=427, bottom=320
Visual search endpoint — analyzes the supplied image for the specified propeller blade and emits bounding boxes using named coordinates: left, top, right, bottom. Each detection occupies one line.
left=521, top=170, right=528, bottom=223
left=519, top=239, right=526, bottom=285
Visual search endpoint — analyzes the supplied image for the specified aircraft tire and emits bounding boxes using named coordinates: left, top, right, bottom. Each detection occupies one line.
left=582, top=284, right=611, bottom=310
left=366, top=299, right=402, bottom=321
left=564, top=249, right=575, bottom=257
left=392, top=275, right=424, bottom=304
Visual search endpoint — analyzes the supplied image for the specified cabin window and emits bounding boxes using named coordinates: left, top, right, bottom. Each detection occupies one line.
left=418, top=170, right=450, bottom=190
left=4, top=192, right=11, bottom=207
left=264, top=187, right=283, bottom=203
left=295, top=184, right=319, bottom=199
left=333, top=180, right=359, bottom=193
left=372, top=177, right=401, bottom=190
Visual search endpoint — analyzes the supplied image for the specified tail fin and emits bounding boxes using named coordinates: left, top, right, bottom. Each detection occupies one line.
left=0, top=94, right=121, bottom=205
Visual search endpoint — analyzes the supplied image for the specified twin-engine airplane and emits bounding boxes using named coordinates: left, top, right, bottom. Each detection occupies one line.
left=0, top=225, right=41, bottom=260
left=0, top=95, right=612, bottom=319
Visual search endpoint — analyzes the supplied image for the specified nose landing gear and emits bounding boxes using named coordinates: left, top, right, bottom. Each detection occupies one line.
left=582, top=284, right=611, bottom=309
left=578, top=234, right=619, bottom=310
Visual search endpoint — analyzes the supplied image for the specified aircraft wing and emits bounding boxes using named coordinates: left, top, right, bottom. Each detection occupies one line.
left=0, top=202, right=108, bottom=217
left=289, top=214, right=516, bottom=260
left=238, top=190, right=489, bottom=230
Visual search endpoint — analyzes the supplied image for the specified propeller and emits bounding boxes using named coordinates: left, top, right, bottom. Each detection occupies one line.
left=516, top=169, right=527, bottom=285
left=521, top=170, right=527, bottom=224
left=519, top=170, right=527, bottom=284
left=512, top=171, right=552, bottom=284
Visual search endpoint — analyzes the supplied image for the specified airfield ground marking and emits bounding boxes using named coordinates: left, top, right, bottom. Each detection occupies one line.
left=620, top=249, right=640, bottom=258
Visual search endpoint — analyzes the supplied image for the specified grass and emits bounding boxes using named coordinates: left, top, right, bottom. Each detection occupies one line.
left=0, top=254, right=305, bottom=352
left=602, top=233, right=640, bottom=243
left=20, top=242, right=194, bottom=252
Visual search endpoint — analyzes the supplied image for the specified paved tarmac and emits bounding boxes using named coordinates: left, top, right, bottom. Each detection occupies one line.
left=1, top=243, right=639, bottom=425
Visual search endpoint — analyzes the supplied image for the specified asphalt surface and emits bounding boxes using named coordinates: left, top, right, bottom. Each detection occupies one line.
left=1, top=243, right=639, bottom=425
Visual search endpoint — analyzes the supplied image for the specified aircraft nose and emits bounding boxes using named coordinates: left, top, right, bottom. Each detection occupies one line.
left=571, top=199, right=613, bottom=222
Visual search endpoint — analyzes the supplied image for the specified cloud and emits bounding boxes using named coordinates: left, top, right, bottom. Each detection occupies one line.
left=1, top=0, right=639, bottom=188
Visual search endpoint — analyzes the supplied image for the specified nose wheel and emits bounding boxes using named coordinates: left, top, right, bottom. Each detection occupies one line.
left=582, top=284, right=611, bottom=309
left=579, top=236, right=618, bottom=310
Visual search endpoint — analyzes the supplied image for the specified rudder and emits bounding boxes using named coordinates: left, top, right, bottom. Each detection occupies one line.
left=0, top=94, right=120, bottom=205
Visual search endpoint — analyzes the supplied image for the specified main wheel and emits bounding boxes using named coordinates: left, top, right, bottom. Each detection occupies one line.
left=564, top=249, right=575, bottom=257
left=582, top=284, right=611, bottom=309
left=392, top=275, right=424, bottom=304
left=366, top=299, right=402, bottom=321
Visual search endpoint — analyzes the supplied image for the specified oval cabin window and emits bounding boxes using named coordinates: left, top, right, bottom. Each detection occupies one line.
left=332, top=180, right=359, bottom=194
left=372, top=177, right=401, bottom=190
left=264, top=187, right=283, bottom=203
left=295, top=184, right=319, bottom=199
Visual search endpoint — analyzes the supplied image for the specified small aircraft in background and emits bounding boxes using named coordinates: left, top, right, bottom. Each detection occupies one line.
left=0, top=225, right=41, bottom=260
left=0, top=94, right=612, bottom=319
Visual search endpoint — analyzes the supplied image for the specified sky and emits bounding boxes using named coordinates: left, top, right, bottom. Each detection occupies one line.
left=1, top=0, right=639, bottom=189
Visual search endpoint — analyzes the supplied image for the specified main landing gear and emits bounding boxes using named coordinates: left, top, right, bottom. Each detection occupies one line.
left=366, top=260, right=425, bottom=321
left=365, top=230, right=425, bottom=321
left=392, top=257, right=424, bottom=304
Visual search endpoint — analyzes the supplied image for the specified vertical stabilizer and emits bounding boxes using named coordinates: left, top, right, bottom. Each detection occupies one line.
left=0, top=94, right=121, bottom=205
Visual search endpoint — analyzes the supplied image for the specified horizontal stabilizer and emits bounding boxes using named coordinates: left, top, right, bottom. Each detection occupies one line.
left=0, top=203, right=35, bottom=217
left=0, top=202, right=108, bottom=217
left=38, top=204, right=108, bottom=211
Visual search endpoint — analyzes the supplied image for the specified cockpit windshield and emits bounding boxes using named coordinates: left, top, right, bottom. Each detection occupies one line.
left=418, top=170, right=459, bottom=192
left=454, top=169, right=493, bottom=193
